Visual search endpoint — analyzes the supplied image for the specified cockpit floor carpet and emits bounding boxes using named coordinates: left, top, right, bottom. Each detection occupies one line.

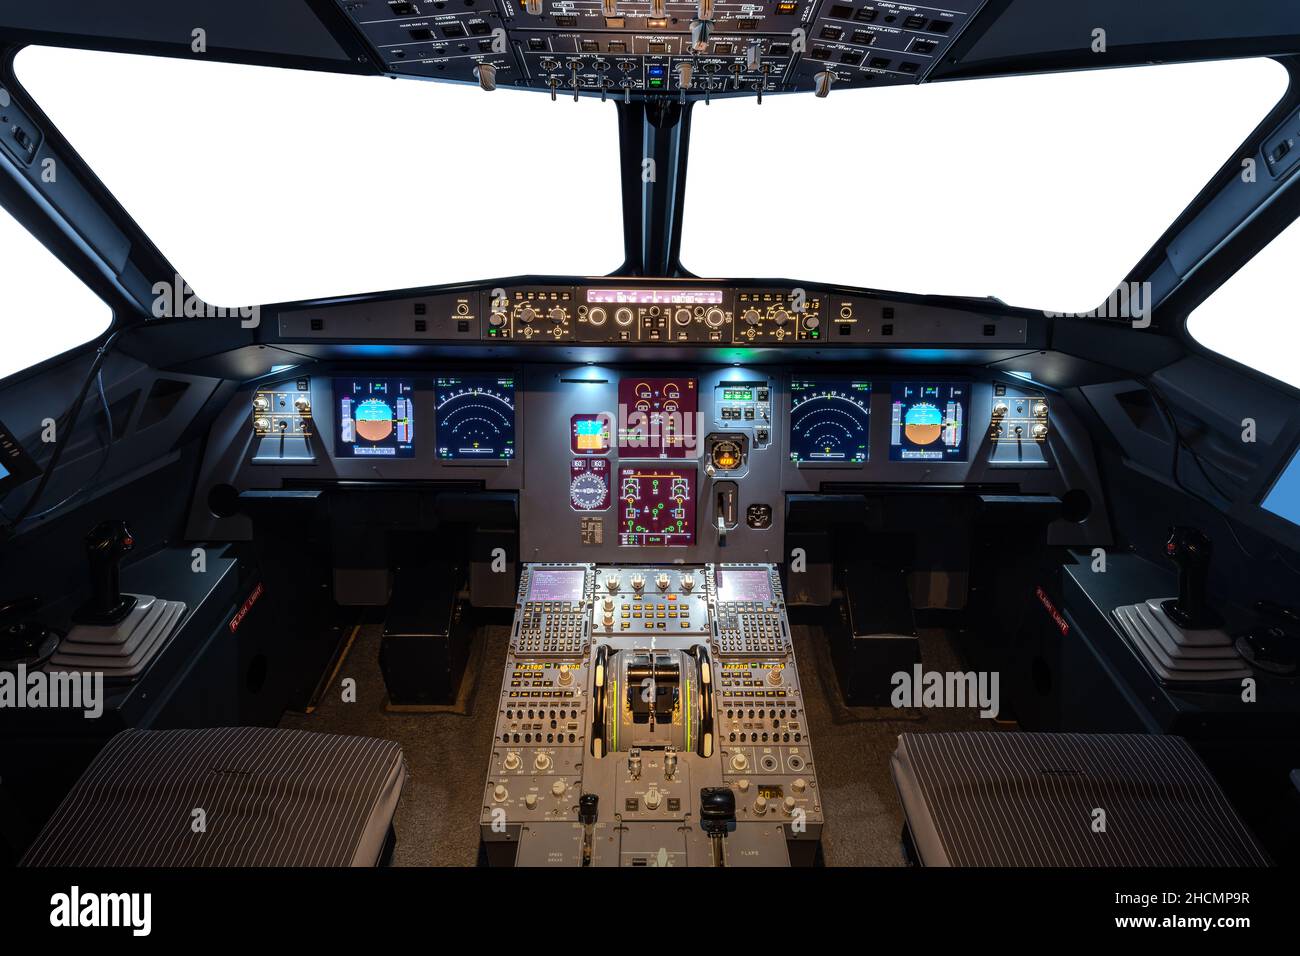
left=791, top=624, right=1015, bottom=866
left=280, top=623, right=510, bottom=867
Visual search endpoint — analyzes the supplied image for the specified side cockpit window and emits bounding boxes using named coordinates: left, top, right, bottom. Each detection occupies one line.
left=1187, top=215, right=1300, bottom=390
left=0, top=204, right=112, bottom=380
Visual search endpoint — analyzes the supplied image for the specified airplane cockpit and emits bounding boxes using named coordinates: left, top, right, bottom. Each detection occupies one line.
left=1, top=0, right=1299, bottom=918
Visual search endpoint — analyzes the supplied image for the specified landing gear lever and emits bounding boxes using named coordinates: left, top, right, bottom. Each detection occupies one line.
left=1162, top=526, right=1221, bottom=629
left=699, top=786, right=736, bottom=867
left=73, top=520, right=137, bottom=625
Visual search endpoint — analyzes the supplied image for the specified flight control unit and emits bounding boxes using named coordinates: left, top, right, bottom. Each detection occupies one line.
left=481, top=562, right=822, bottom=866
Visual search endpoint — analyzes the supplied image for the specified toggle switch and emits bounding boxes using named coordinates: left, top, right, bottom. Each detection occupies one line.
left=473, top=62, right=497, bottom=91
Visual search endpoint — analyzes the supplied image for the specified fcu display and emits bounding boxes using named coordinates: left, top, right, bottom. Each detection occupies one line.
left=890, top=383, right=969, bottom=461
left=789, top=378, right=872, bottom=465
left=335, top=378, right=415, bottom=458
left=435, top=375, right=516, bottom=460
left=619, top=466, right=695, bottom=546
left=618, top=378, right=698, bottom=459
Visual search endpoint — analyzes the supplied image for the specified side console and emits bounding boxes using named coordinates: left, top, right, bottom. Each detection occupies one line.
left=480, top=562, right=821, bottom=866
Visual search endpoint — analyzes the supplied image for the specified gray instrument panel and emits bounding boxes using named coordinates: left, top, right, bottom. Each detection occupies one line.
left=187, top=363, right=1109, bottom=556
left=481, top=562, right=820, bottom=866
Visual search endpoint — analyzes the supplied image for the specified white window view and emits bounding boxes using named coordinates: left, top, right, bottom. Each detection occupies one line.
left=14, top=47, right=625, bottom=307
left=1187, top=214, right=1300, bottom=389
left=682, top=59, right=1290, bottom=315
left=0, top=204, right=112, bottom=381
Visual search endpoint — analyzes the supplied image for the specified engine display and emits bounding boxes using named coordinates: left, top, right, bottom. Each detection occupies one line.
left=435, top=375, right=516, bottom=461
left=789, top=378, right=872, bottom=465
left=618, top=466, right=695, bottom=547
left=570, top=458, right=611, bottom=512
left=618, top=378, right=699, bottom=459
left=335, top=378, right=415, bottom=458
left=890, top=382, right=969, bottom=461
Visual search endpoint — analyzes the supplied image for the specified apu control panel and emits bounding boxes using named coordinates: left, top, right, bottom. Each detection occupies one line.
left=481, top=562, right=820, bottom=866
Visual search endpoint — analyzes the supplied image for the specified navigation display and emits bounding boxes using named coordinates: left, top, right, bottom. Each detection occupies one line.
left=789, top=378, right=871, bottom=465
left=435, top=375, right=516, bottom=460
left=617, top=378, right=698, bottom=459
left=527, top=568, right=587, bottom=602
left=618, top=466, right=695, bottom=547
left=716, top=567, right=773, bottom=603
left=335, top=378, right=415, bottom=458
left=890, top=382, right=969, bottom=462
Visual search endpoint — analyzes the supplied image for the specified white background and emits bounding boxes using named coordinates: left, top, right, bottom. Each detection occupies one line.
left=1, top=48, right=1296, bottom=388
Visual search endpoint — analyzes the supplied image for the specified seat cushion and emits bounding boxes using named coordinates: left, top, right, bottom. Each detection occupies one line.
left=891, top=732, right=1268, bottom=867
left=21, top=726, right=406, bottom=867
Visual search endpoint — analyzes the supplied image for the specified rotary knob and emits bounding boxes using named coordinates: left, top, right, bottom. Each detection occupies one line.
left=615, top=307, right=635, bottom=327
left=293, top=395, right=311, bottom=413
left=524, top=793, right=538, bottom=809
left=551, top=780, right=567, bottom=798
left=503, top=752, right=521, bottom=771
left=783, top=796, right=797, bottom=815
left=704, top=307, right=725, bottom=328
left=743, top=308, right=761, bottom=326
left=680, top=574, right=695, bottom=592
left=730, top=752, right=749, bottom=773
left=588, top=306, right=607, bottom=326
left=674, top=307, right=692, bottom=326
left=767, top=666, right=784, bottom=686
left=253, top=396, right=270, bottom=411
left=631, top=573, right=645, bottom=591
left=492, top=784, right=509, bottom=802
left=772, top=308, right=790, bottom=326
left=644, top=787, right=662, bottom=810
left=548, top=306, right=567, bottom=323
left=606, top=573, right=620, bottom=592
left=489, top=311, right=507, bottom=328
left=793, top=778, right=808, bottom=793
left=993, top=401, right=1009, bottom=417
left=804, top=314, right=820, bottom=330
left=1033, top=401, right=1049, bottom=417
left=736, top=778, right=751, bottom=792
left=534, top=753, right=553, bottom=772
left=1031, top=422, right=1050, bottom=439
left=559, top=665, right=573, bottom=685
left=518, top=305, right=538, bottom=324
left=656, top=573, right=670, bottom=591
left=754, top=795, right=769, bottom=815
left=254, top=417, right=271, bottom=431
